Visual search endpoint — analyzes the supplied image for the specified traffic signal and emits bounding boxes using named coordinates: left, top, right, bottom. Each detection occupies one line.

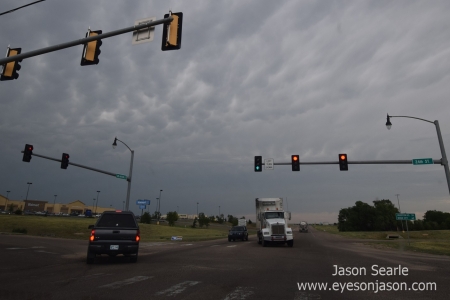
left=22, top=144, right=33, bottom=162
left=1, top=47, right=22, bottom=81
left=80, top=30, right=102, bottom=65
left=339, top=154, right=348, bottom=171
left=291, top=155, right=300, bottom=171
left=161, top=11, right=183, bottom=51
left=254, top=156, right=262, bottom=172
left=61, top=153, right=70, bottom=169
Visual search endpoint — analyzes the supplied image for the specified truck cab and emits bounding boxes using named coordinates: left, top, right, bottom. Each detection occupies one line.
left=255, top=198, right=293, bottom=247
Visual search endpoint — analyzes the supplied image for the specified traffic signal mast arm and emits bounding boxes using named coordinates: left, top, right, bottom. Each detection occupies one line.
left=21, top=150, right=125, bottom=179
left=260, top=159, right=442, bottom=165
left=0, top=16, right=173, bottom=65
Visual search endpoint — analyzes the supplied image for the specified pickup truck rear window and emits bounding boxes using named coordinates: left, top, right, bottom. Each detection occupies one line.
left=96, top=214, right=137, bottom=228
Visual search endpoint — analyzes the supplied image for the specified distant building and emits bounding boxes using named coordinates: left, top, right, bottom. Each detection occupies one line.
left=0, top=194, right=114, bottom=214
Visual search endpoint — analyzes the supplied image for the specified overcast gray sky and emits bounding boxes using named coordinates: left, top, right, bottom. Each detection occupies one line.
left=1, top=0, right=450, bottom=223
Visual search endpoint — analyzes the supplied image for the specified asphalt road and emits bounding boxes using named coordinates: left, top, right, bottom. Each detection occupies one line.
left=0, top=227, right=449, bottom=299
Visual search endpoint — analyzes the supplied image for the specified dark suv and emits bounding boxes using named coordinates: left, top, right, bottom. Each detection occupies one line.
left=87, top=211, right=140, bottom=264
left=228, top=226, right=248, bottom=241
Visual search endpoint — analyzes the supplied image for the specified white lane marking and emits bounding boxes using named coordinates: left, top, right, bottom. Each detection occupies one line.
left=55, top=273, right=111, bottom=283
left=99, top=276, right=152, bottom=289
left=35, top=250, right=59, bottom=254
left=223, top=287, right=254, bottom=300
left=140, top=242, right=172, bottom=247
left=156, top=281, right=200, bottom=296
left=227, top=245, right=237, bottom=248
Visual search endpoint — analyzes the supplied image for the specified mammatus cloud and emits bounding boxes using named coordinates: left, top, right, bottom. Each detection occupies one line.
left=1, top=0, right=449, bottom=219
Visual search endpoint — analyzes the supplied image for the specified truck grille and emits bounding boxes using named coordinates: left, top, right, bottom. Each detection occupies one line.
left=271, top=224, right=285, bottom=235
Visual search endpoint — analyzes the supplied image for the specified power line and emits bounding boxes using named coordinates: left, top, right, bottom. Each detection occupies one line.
left=0, top=0, right=45, bottom=16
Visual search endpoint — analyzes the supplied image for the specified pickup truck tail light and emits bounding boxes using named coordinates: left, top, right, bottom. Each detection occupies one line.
left=135, top=229, right=140, bottom=242
left=89, top=229, right=95, bottom=242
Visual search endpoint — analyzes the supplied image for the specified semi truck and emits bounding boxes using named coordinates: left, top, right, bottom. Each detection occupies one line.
left=255, top=198, right=293, bottom=247
left=299, top=221, right=308, bottom=233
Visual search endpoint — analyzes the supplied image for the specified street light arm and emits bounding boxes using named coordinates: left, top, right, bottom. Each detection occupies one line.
left=114, top=138, right=133, bottom=152
left=389, top=115, right=434, bottom=124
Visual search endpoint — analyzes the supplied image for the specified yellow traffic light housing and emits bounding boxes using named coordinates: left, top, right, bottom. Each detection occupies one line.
left=161, top=12, right=183, bottom=51
left=81, top=30, right=102, bottom=65
left=1, top=47, right=22, bottom=81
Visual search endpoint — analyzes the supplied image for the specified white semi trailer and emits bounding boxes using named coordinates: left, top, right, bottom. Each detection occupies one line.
left=255, top=198, right=293, bottom=247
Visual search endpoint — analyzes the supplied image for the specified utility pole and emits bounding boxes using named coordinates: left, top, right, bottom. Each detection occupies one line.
left=396, top=194, right=404, bottom=233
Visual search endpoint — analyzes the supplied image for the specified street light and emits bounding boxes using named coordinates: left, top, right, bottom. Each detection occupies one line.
left=25, top=182, right=32, bottom=201
left=158, top=189, right=163, bottom=221
left=53, top=195, right=57, bottom=213
left=93, top=198, right=96, bottom=211
left=112, top=137, right=135, bottom=211
left=156, top=198, right=159, bottom=219
left=386, top=114, right=450, bottom=194
left=395, top=194, right=405, bottom=232
left=5, top=191, right=10, bottom=212
left=95, top=191, right=100, bottom=214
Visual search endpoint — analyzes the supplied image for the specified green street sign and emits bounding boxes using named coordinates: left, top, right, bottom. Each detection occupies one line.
left=115, top=174, right=127, bottom=180
left=396, top=213, right=416, bottom=221
left=412, top=158, right=433, bottom=165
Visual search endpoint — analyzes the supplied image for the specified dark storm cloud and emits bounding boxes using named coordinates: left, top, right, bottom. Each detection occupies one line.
left=1, top=0, right=450, bottom=221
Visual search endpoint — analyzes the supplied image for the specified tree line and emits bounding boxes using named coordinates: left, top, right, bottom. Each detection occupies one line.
left=140, top=211, right=250, bottom=228
left=338, top=199, right=450, bottom=231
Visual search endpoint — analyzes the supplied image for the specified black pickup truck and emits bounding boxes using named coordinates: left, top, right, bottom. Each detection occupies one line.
left=86, top=211, right=140, bottom=264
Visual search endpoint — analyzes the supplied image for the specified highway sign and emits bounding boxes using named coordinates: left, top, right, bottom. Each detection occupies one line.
left=116, top=174, right=127, bottom=180
left=265, top=159, right=274, bottom=170
left=139, top=204, right=146, bottom=209
left=396, top=213, right=416, bottom=221
left=136, top=199, right=150, bottom=205
left=412, top=158, right=433, bottom=165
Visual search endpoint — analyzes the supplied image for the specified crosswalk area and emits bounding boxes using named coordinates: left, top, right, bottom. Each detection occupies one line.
left=140, top=242, right=248, bottom=248
left=99, top=277, right=254, bottom=300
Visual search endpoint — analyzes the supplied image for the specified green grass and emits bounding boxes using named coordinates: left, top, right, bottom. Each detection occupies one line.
left=312, top=224, right=450, bottom=256
left=0, top=215, right=239, bottom=242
